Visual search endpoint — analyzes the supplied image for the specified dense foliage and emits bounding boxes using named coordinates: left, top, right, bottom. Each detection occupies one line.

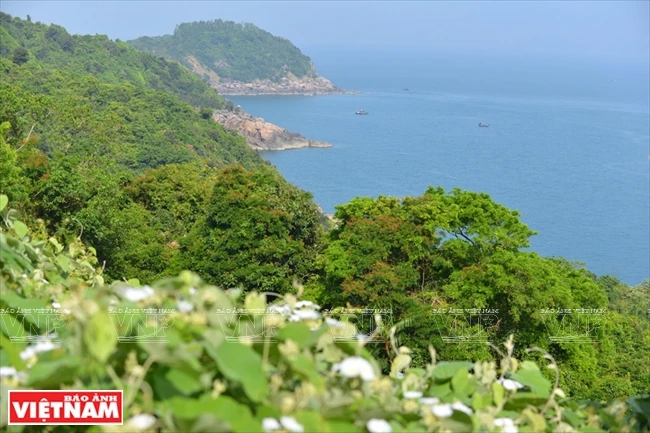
left=0, top=13, right=226, bottom=109
left=0, top=13, right=265, bottom=283
left=1, top=202, right=648, bottom=432
left=0, top=63, right=261, bottom=171
left=314, top=191, right=650, bottom=402
left=1, top=13, right=648, bottom=432
left=128, top=20, right=314, bottom=82
left=177, top=165, right=324, bottom=292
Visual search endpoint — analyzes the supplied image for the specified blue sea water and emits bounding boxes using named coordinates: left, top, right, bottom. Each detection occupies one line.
left=231, top=49, right=650, bottom=285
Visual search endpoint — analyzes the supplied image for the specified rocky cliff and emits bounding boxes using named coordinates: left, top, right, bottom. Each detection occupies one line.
left=213, top=110, right=332, bottom=151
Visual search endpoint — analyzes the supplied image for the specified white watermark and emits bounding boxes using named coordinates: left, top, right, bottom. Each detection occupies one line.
left=540, top=308, right=606, bottom=344
left=432, top=308, right=500, bottom=344
left=108, top=307, right=175, bottom=343
left=1, top=308, right=69, bottom=343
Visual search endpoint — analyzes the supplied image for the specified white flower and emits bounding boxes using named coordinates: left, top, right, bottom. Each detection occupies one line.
left=367, top=418, right=392, bottom=433
left=262, top=417, right=281, bottom=431
left=498, top=379, right=524, bottom=391
left=126, top=413, right=156, bottom=431
left=403, top=391, right=423, bottom=399
left=295, top=300, right=321, bottom=310
left=267, top=304, right=291, bottom=316
left=288, top=309, right=321, bottom=322
left=280, top=416, right=304, bottom=433
left=332, top=356, right=376, bottom=381
left=419, top=397, right=440, bottom=405
left=431, top=403, right=453, bottom=418
left=120, top=286, right=155, bottom=302
left=189, top=287, right=197, bottom=295
left=494, top=418, right=518, bottom=433
left=177, top=301, right=193, bottom=313
left=451, top=401, right=473, bottom=415
left=52, top=302, right=61, bottom=309
left=0, top=366, right=17, bottom=377
left=19, top=338, right=60, bottom=360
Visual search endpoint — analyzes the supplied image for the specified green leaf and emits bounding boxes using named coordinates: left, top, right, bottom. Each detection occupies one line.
left=295, top=411, right=326, bottom=433
left=522, top=408, right=546, bottom=432
left=12, top=220, right=28, bottom=238
left=279, top=322, right=325, bottom=348
left=504, top=392, right=548, bottom=410
left=472, top=392, right=491, bottom=410
left=0, top=194, right=7, bottom=212
left=28, top=356, right=81, bottom=387
left=290, top=353, right=325, bottom=391
left=432, top=361, right=473, bottom=380
left=83, top=312, right=117, bottom=363
left=1, top=291, right=48, bottom=316
left=440, top=410, right=474, bottom=433
left=511, top=368, right=552, bottom=397
left=166, top=368, right=202, bottom=396
left=0, top=334, right=25, bottom=370
left=451, top=368, right=476, bottom=397
left=492, top=382, right=505, bottom=406
left=56, top=254, right=69, bottom=273
left=211, top=341, right=267, bottom=401
left=429, top=380, right=452, bottom=398
left=164, top=395, right=260, bottom=432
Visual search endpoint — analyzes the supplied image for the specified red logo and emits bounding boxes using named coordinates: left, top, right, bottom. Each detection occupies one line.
left=8, top=390, right=123, bottom=425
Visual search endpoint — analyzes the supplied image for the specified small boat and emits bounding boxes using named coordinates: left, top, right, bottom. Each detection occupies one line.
left=355, top=109, right=368, bottom=115
left=402, top=87, right=409, bottom=91
left=478, top=123, right=489, bottom=127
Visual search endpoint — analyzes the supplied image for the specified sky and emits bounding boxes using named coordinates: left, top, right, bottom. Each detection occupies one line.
left=1, top=1, right=649, bottom=62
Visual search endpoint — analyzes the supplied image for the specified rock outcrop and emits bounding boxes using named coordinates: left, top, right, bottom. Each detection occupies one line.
left=211, top=75, right=352, bottom=96
left=213, top=110, right=332, bottom=151
left=207, top=67, right=357, bottom=96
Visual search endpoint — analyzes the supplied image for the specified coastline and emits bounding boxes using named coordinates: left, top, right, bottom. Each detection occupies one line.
left=212, top=109, right=333, bottom=151
left=218, top=89, right=359, bottom=96
left=209, top=74, right=358, bottom=97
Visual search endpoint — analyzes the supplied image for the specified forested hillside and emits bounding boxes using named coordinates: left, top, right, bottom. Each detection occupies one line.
left=0, top=13, right=227, bottom=109
left=128, top=20, right=314, bottom=82
left=0, top=13, right=265, bottom=283
left=1, top=13, right=649, bottom=433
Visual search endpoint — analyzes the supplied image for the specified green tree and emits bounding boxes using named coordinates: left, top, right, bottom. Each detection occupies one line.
left=178, top=165, right=323, bottom=292
left=11, top=46, right=29, bottom=65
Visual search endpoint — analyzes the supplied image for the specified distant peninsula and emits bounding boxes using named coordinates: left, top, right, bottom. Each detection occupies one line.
left=128, top=20, right=352, bottom=96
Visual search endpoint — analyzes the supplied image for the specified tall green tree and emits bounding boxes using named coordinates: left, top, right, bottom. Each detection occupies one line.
left=177, top=165, right=323, bottom=292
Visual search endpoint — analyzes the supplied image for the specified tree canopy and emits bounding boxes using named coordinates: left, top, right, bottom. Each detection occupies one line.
left=128, top=19, right=314, bottom=82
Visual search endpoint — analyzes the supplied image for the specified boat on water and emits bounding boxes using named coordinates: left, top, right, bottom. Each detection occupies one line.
left=478, top=123, right=489, bottom=127
left=355, top=109, right=368, bottom=115
left=402, top=87, right=409, bottom=91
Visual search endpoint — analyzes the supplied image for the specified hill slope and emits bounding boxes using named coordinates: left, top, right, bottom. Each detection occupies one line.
left=0, top=13, right=227, bottom=109
left=128, top=20, right=343, bottom=95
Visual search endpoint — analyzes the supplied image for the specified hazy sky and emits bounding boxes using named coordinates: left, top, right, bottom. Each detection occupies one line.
left=2, top=1, right=648, bottom=61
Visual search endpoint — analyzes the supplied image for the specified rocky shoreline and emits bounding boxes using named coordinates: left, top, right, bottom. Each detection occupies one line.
left=212, top=109, right=333, bottom=151
left=209, top=74, right=357, bottom=96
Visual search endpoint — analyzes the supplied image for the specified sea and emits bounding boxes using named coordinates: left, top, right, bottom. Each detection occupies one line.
left=230, top=48, right=650, bottom=285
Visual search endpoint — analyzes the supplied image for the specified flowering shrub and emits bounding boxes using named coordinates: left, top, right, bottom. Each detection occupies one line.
left=1, top=195, right=647, bottom=432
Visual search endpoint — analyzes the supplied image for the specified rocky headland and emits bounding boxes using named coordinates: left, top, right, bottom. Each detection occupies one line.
left=209, top=73, right=356, bottom=96
left=213, top=109, right=333, bottom=151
